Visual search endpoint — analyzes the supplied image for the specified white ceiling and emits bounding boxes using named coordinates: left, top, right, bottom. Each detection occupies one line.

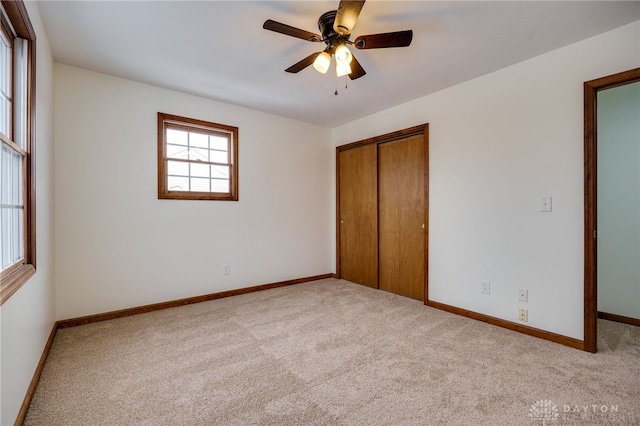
left=38, top=1, right=640, bottom=128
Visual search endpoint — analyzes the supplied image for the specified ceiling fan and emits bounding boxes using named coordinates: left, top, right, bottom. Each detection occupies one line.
left=263, top=0, right=413, bottom=80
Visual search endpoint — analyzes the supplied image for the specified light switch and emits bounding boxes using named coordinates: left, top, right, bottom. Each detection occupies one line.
left=540, top=197, right=552, bottom=212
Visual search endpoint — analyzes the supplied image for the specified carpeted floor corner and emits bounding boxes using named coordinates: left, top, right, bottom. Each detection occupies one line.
left=24, top=278, right=640, bottom=425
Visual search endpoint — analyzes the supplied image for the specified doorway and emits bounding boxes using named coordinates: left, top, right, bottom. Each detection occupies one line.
left=583, top=67, right=640, bottom=353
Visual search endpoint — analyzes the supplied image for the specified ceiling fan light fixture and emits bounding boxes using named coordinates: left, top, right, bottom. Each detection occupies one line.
left=336, top=62, right=352, bottom=77
left=264, top=0, right=413, bottom=81
left=313, top=51, right=332, bottom=73
left=335, top=44, right=352, bottom=65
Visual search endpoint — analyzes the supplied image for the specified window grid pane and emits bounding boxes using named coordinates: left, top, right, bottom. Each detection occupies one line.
left=1, top=144, right=10, bottom=204
left=211, top=165, right=229, bottom=180
left=13, top=150, right=22, bottom=205
left=1, top=206, right=24, bottom=269
left=209, top=135, right=228, bottom=151
left=165, top=128, right=231, bottom=193
left=210, top=150, right=228, bottom=164
left=167, top=128, right=187, bottom=146
left=190, top=162, right=210, bottom=178
left=189, top=177, right=210, bottom=192
left=166, top=143, right=188, bottom=160
left=167, top=160, right=189, bottom=177
left=13, top=38, right=27, bottom=150
left=0, top=31, right=12, bottom=140
left=211, top=179, right=229, bottom=193
left=167, top=175, right=189, bottom=191
left=189, top=147, right=208, bottom=162
left=189, top=132, right=208, bottom=149
left=1, top=145, right=23, bottom=204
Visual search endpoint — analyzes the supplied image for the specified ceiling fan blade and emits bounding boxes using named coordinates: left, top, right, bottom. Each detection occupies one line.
left=348, top=54, right=366, bottom=80
left=354, top=30, right=413, bottom=49
left=285, top=52, right=322, bottom=73
left=263, top=19, right=321, bottom=42
left=333, top=0, right=366, bottom=36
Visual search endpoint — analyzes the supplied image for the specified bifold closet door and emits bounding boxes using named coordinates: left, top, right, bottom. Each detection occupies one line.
left=338, top=144, right=378, bottom=288
left=378, top=135, right=426, bottom=300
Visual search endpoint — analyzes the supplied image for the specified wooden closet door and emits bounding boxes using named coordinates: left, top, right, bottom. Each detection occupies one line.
left=378, top=135, right=426, bottom=300
left=338, top=144, right=378, bottom=288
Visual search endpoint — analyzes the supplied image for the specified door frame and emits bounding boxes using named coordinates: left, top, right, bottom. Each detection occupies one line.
left=583, top=67, right=640, bottom=353
left=336, top=124, right=429, bottom=300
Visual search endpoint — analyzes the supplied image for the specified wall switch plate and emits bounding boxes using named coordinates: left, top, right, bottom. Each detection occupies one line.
left=518, top=289, right=528, bottom=302
left=223, top=264, right=231, bottom=275
left=481, top=281, right=490, bottom=295
left=540, top=197, right=552, bottom=212
left=518, top=308, right=528, bottom=322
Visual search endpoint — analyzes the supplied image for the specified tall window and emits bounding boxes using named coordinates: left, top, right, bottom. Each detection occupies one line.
left=158, top=113, right=238, bottom=201
left=0, top=1, right=35, bottom=305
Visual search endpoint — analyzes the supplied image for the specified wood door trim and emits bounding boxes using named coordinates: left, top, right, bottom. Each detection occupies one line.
left=337, top=124, right=428, bottom=152
left=336, top=124, right=429, bottom=300
left=423, top=127, right=430, bottom=304
left=583, top=67, right=640, bottom=353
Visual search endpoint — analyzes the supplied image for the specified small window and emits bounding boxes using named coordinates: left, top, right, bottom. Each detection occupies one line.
left=158, top=113, right=238, bottom=201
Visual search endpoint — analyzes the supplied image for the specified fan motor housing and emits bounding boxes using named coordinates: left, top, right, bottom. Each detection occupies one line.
left=318, top=11, right=337, bottom=39
left=318, top=10, right=351, bottom=50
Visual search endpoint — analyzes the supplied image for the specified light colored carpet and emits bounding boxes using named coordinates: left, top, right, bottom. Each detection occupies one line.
left=25, top=278, right=640, bottom=425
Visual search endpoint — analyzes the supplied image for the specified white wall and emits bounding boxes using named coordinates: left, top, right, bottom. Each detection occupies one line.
left=2, top=15, right=637, bottom=424
left=332, top=21, right=640, bottom=340
left=0, top=2, right=56, bottom=424
left=54, top=65, right=333, bottom=320
left=598, top=81, right=640, bottom=319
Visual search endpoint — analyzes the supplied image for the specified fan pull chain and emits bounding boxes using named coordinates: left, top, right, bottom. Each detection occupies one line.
left=335, top=75, right=349, bottom=96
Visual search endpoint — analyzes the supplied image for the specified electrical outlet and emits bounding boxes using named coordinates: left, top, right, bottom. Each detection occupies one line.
left=223, top=264, right=231, bottom=275
left=540, top=197, right=552, bottom=212
left=518, top=308, right=528, bottom=322
left=518, top=289, right=528, bottom=302
left=481, top=281, right=490, bottom=295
